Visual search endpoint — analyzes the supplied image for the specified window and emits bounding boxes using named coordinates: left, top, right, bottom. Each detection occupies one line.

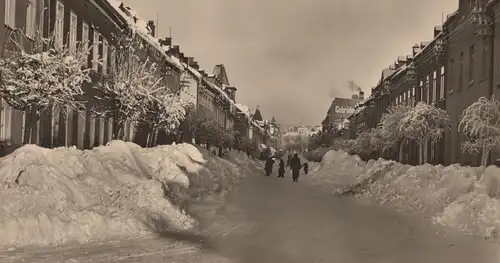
left=81, top=22, right=89, bottom=65
left=426, top=76, right=430, bottom=103
left=4, top=0, right=16, bottom=27
left=419, top=80, right=424, bottom=101
left=92, top=30, right=100, bottom=70
left=482, top=44, right=488, bottom=79
left=102, top=38, right=108, bottom=74
left=55, top=1, right=65, bottom=47
left=26, top=0, right=37, bottom=38
left=110, top=47, right=116, bottom=73
left=69, top=11, right=78, bottom=53
left=432, top=71, right=437, bottom=102
left=440, top=66, right=445, bottom=99
left=459, top=52, right=464, bottom=90
left=449, top=58, right=454, bottom=93
left=469, top=45, right=474, bottom=82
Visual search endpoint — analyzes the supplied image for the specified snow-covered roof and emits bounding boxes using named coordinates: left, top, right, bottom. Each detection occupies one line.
left=390, top=63, right=408, bottom=80
left=234, top=103, right=251, bottom=118
left=179, top=61, right=202, bottom=80
left=203, top=78, right=232, bottom=103
left=105, top=0, right=184, bottom=70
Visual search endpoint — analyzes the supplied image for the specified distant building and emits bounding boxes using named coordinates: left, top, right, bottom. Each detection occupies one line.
left=322, top=91, right=364, bottom=132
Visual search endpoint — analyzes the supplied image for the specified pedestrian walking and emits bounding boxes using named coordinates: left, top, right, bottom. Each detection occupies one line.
left=290, top=153, right=301, bottom=182
left=264, top=157, right=275, bottom=177
left=278, top=159, right=285, bottom=178
left=302, top=162, right=309, bottom=175
left=286, top=154, right=292, bottom=167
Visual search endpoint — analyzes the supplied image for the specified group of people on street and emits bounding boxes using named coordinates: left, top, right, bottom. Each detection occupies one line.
left=264, top=153, right=308, bottom=182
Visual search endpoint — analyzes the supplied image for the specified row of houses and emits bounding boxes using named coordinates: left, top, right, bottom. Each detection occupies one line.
left=346, top=0, right=500, bottom=166
left=0, top=0, right=278, bottom=152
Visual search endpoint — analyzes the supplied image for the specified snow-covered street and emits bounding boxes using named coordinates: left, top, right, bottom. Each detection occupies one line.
left=2, top=151, right=500, bottom=262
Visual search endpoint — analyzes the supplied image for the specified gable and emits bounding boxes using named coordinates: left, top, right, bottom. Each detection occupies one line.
left=213, top=64, right=230, bottom=85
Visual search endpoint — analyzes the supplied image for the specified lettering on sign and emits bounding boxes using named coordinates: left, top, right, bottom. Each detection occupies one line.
left=335, top=106, right=355, bottom=114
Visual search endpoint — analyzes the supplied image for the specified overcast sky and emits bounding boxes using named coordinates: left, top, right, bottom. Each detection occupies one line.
left=123, top=0, right=457, bottom=126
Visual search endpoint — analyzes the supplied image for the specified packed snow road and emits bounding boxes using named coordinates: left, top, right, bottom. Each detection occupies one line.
left=1, top=169, right=499, bottom=263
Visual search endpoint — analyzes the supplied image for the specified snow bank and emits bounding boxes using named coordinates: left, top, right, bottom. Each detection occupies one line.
left=0, top=141, right=254, bottom=247
left=310, top=150, right=500, bottom=239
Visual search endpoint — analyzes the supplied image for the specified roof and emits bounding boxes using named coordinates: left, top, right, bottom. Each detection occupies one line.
left=381, top=68, right=395, bottom=82
left=213, top=64, right=230, bottom=85
left=105, top=0, right=184, bottom=71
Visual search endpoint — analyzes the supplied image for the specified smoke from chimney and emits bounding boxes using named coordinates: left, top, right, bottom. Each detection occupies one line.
left=348, top=80, right=362, bottom=93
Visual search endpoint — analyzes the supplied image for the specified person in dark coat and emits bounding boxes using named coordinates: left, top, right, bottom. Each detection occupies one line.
left=302, top=162, right=309, bottom=175
left=264, top=157, right=275, bottom=176
left=278, top=159, right=285, bottom=178
left=290, top=153, right=302, bottom=182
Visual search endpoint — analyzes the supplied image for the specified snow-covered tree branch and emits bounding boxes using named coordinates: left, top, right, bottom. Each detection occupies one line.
left=281, top=132, right=308, bottom=152
left=379, top=104, right=411, bottom=161
left=92, top=33, right=170, bottom=140
left=143, top=94, right=189, bottom=146
left=459, top=95, right=500, bottom=166
left=0, top=29, right=91, bottom=142
left=398, top=102, right=449, bottom=164
left=352, top=129, right=375, bottom=155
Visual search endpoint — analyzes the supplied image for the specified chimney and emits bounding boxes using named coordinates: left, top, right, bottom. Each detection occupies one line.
left=420, top=41, right=429, bottom=49
left=224, top=86, right=237, bottom=102
left=169, top=45, right=180, bottom=57
left=159, top=37, right=172, bottom=47
left=147, top=20, right=156, bottom=37
left=179, top=52, right=186, bottom=63
left=397, top=56, right=406, bottom=67
left=187, top=57, right=195, bottom=67
left=412, top=44, right=420, bottom=56
left=434, top=25, right=442, bottom=37
left=406, top=54, right=413, bottom=63
left=358, top=91, right=364, bottom=101
left=351, top=94, right=359, bottom=100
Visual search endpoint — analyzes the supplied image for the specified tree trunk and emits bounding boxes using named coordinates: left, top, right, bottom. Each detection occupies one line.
left=23, top=105, right=35, bottom=144
left=152, top=129, right=159, bottom=146
left=398, top=141, right=404, bottom=162
left=481, top=148, right=490, bottom=167
left=146, top=131, right=152, bottom=147
left=417, top=140, right=422, bottom=165
left=423, top=139, right=429, bottom=164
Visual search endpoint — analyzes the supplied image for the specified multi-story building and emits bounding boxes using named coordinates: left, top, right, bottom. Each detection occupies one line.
left=0, top=0, right=250, bottom=153
left=322, top=92, right=364, bottom=133
left=347, top=0, right=500, bottom=166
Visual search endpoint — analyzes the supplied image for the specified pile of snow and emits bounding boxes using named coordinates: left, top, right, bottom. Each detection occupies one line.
left=310, top=150, right=500, bottom=239
left=0, top=141, right=254, bottom=247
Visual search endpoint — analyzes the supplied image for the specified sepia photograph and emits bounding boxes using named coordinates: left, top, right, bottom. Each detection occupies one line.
left=0, top=0, right=500, bottom=262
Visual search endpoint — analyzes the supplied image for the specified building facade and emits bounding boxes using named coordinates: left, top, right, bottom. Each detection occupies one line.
left=347, top=0, right=500, bottom=166
left=0, top=0, right=251, bottom=153
left=322, top=92, right=364, bottom=133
